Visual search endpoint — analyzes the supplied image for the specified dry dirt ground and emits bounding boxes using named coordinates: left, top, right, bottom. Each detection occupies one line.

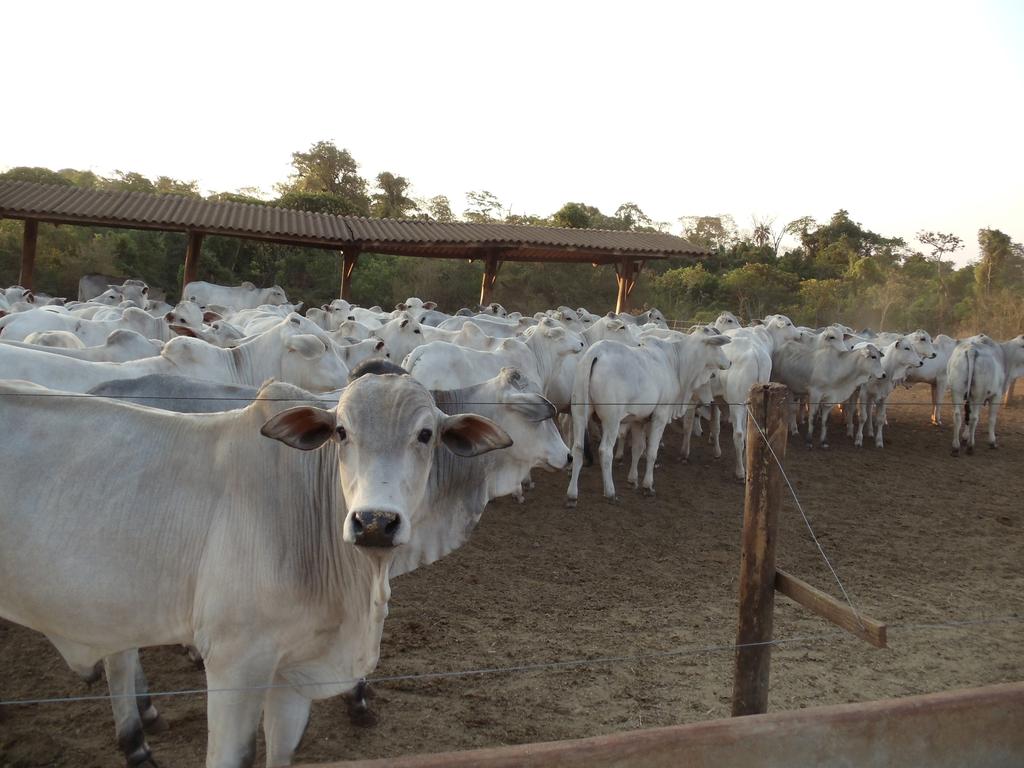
left=2, top=385, right=1023, bottom=767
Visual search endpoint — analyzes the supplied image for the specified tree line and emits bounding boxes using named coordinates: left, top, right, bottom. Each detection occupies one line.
left=1, top=140, right=1021, bottom=335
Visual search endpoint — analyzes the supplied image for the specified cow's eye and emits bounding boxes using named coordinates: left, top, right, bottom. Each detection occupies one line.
left=337, top=426, right=347, bottom=441
left=417, top=428, right=432, bottom=444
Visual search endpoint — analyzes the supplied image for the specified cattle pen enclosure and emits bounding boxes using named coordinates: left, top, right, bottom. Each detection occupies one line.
left=1, top=385, right=1023, bottom=767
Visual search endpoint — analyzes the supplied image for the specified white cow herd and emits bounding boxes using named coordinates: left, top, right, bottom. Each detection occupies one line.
left=1, top=276, right=1022, bottom=767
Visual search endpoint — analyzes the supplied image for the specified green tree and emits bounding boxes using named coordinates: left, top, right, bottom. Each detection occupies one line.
left=420, top=195, right=455, bottom=222
left=0, top=166, right=74, bottom=185
left=719, top=263, right=798, bottom=320
left=551, top=202, right=592, bottom=229
left=281, top=140, right=369, bottom=215
left=463, top=190, right=504, bottom=223
left=370, top=172, right=416, bottom=219
left=797, top=278, right=844, bottom=327
left=679, top=215, right=738, bottom=251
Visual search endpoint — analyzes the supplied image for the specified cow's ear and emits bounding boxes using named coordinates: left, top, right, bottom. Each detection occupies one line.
left=423, top=301, right=437, bottom=310
left=703, top=335, right=731, bottom=346
left=286, top=334, right=327, bottom=359
left=261, top=407, right=336, bottom=451
left=440, top=413, right=512, bottom=457
left=395, top=302, right=407, bottom=310
left=202, top=311, right=222, bottom=323
left=507, top=392, right=556, bottom=422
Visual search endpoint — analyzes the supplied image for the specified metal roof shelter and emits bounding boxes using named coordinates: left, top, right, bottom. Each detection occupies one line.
left=0, top=180, right=707, bottom=311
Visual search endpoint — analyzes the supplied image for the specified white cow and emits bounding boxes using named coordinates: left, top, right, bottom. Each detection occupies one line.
left=183, top=280, right=289, bottom=310
left=1, top=329, right=162, bottom=363
left=0, top=314, right=349, bottom=393
left=373, top=313, right=428, bottom=364
left=771, top=340, right=885, bottom=447
left=22, top=330, right=86, bottom=349
left=846, top=337, right=928, bottom=448
left=699, top=333, right=773, bottom=480
left=902, top=333, right=959, bottom=426
left=583, top=314, right=642, bottom=347
left=0, top=306, right=173, bottom=345
left=404, top=321, right=583, bottom=400
left=948, top=334, right=1024, bottom=455
left=436, top=314, right=534, bottom=337
left=0, top=375, right=511, bottom=767
left=566, top=334, right=731, bottom=503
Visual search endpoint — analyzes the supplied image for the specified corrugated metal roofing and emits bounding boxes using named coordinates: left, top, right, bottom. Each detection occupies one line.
left=0, top=180, right=707, bottom=262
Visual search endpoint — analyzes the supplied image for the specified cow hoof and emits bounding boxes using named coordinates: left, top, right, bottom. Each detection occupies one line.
left=820, top=442, right=830, bottom=450
left=950, top=447, right=960, bottom=457
left=81, top=662, right=103, bottom=685
left=734, top=475, right=745, bottom=485
left=627, top=479, right=638, bottom=489
left=143, top=713, right=169, bottom=735
left=713, top=452, right=722, bottom=460
left=347, top=704, right=379, bottom=728
left=966, top=445, right=974, bottom=455
left=565, top=497, right=577, bottom=509
left=989, top=442, right=998, bottom=450
left=680, top=456, right=689, bottom=464
left=642, top=487, right=656, bottom=497
left=603, top=495, right=620, bottom=505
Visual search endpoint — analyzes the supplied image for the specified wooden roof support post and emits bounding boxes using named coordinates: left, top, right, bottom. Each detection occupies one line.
left=479, top=252, right=501, bottom=307
left=19, top=219, right=38, bottom=291
left=614, top=258, right=640, bottom=314
left=732, top=383, right=789, bottom=717
left=341, top=247, right=361, bottom=300
left=183, top=230, right=204, bottom=292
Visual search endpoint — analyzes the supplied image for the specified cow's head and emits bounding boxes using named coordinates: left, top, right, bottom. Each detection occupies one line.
left=261, top=373, right=511, bottom=549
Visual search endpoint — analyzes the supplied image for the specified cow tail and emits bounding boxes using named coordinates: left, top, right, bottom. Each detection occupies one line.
left=571, top=352, right=599, bottom=456
left=963, top=346, right=977, bottom=423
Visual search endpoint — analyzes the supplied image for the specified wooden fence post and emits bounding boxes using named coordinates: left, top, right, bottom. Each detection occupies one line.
left=732, top=382, right=789, bottom=716
left=341, top=247, right=360, bottom=300
left=19, top=219, right=38, bottom=291
left=182, top=231, right=204, bottom=293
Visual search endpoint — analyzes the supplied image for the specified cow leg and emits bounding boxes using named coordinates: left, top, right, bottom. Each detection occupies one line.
left=104, top=649, right=157, bottom=768
left=950, top=395, right=963, bottom=455
left=785, top=397, right=800, bottom=436
left=845, top=393, right=856, bottom=439
left=965, top=398, right=981, bottom=454
left=818, top=403, right=831, bottom=449
left=874, top=399, right=887, bottom=448
left=598, top=422, right=619, bottom=500
left=730, top=403, right=745, bottom=481
left=932, top=375, right=946, bottom=426
left=566, top=436, right=585, bottom=507
left=627, top=423, right=645, bottom=488
left=986, top=400, right=1000, bottom=448
left=263, top=683, right=313, bottom=768
left=680, top=408, right=694, bottom=463
left=864, top=397, right=874, bottom=438
left=641, top=418, right=668, bottom=495
left=711, top=404, right=723, bottom=459
left=204, top=655, right=275, bottom=768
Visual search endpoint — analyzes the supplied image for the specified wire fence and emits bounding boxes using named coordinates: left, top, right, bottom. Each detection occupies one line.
left=0, top=391, right=957, bottom=408
left=2, top=614, right=1022, bottom=708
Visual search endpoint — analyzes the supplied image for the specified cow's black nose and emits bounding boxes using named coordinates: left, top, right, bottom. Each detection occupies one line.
left=351, top=509, right=401, bottom=547
left=929, top=352, right=937, bottom=358
left=880, top=372, right=887, bottom=379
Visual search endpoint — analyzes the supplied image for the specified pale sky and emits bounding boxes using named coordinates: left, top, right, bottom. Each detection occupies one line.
left=3, top=0, right=1022, bottom=265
